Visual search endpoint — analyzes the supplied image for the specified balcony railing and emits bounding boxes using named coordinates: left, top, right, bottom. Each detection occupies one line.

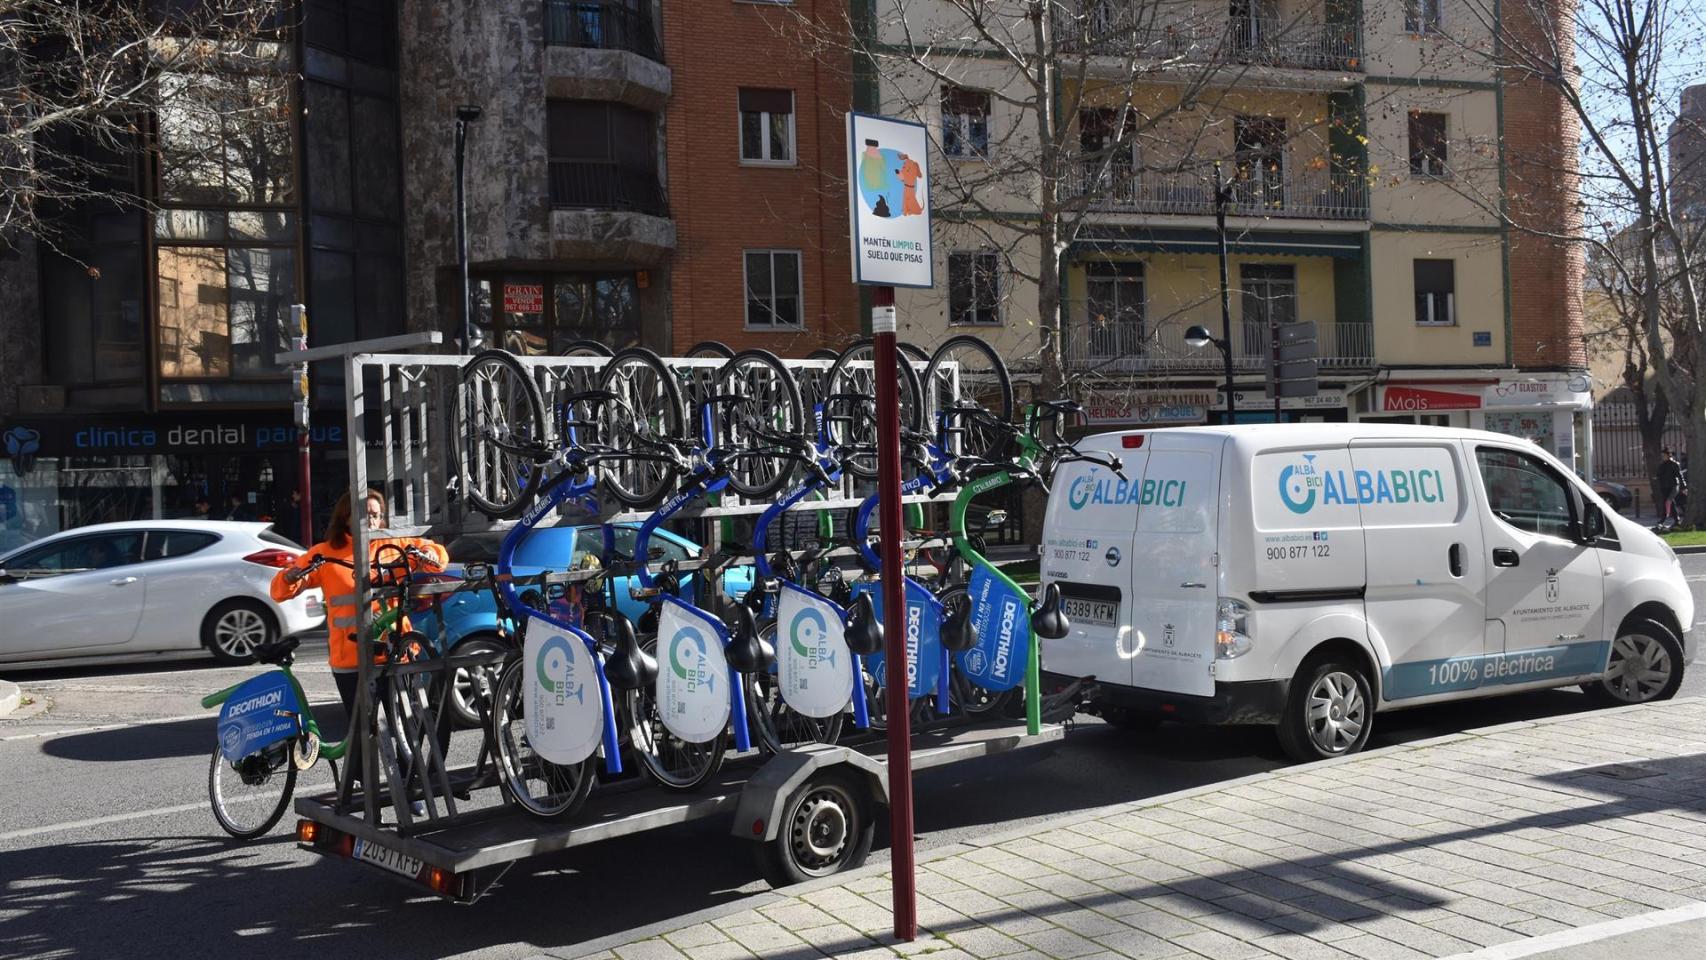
left=549, top=160, right=669, bottom=217
left=1064, top=162, right=1369, bottom=221
left=1058, top=7, right=1360, bottom=71
left=545, top=0, right=662, bottom=62
left=1062, top=315, right=1373, bottom=373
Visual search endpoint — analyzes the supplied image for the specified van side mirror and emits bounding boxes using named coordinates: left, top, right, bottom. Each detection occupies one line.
left=1581, top=505, right=1606, bottom=543
left=1031, top=582, right=1070, bottom=641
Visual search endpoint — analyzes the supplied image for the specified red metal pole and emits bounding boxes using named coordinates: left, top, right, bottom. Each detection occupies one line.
left=872, top=285, right=916, bottom=942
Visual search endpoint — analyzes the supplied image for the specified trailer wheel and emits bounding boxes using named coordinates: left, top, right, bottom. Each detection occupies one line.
left=755, top=771, right=875, bottom=887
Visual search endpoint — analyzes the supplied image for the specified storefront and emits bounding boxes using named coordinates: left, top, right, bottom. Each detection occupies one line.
left=1354, top=373, right=1593, bottom=471
left=1081, top=386, right=1353, bottom=429
left=0, top=412, right=346, bottom=551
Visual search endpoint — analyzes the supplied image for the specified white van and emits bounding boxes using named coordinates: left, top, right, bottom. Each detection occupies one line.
left=1040, top=424, right=1695, bottom=761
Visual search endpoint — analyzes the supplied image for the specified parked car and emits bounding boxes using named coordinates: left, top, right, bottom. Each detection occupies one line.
left=0, top=521, right=325, bottom=670
left=1591, top=478, right=1634, bottom=512
left=413, top=524, right=755, bottom=726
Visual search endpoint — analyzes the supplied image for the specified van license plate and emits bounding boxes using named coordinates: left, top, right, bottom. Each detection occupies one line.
left=1062, top=597, right=1118, bottom=628
left=352, top=837, right=422, bottom=879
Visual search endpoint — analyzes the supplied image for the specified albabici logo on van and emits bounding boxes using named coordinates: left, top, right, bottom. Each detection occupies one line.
left=535, top=635, right=586, bottom=704
left=1279, top=453, right=1447, bottom=514
left=670, top=627, right=716, bottom=693
left=1067, top=470, right=1186, bottom=511
left=789, top=607, right=835, bottom=667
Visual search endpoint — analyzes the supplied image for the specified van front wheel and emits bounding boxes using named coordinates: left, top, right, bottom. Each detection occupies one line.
left=1278, top=657, right=1374, bottom=763
left=1582, top=622, right=1683, bottom=706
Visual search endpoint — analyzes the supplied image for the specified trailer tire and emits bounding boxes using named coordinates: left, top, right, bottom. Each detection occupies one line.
left=755, top=770, right=875, bottom=887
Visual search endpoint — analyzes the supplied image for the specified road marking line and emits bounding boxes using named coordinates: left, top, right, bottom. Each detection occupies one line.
left=1439, top=901, right=1706, bottom=959
left=0, top=702, right=342, bottom=743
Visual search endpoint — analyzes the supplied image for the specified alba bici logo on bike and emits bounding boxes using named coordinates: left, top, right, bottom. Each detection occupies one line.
left=536, top=635, right=587, bottom=705
left=788, top=607, right=836, bottom=668
left=669, top=627, right=716, bottom=694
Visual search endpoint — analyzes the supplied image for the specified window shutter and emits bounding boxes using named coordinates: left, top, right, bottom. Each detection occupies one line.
left=943, top=87, right=989, bottom=116
left=739, top=88, right=793, bottom=115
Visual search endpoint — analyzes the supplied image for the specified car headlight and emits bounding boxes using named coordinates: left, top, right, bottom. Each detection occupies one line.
left=1216, top=598, right=1253, bottom=660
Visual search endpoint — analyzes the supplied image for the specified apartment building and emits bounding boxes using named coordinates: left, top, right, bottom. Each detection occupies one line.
left=867, top=0, right=1590, bottom=467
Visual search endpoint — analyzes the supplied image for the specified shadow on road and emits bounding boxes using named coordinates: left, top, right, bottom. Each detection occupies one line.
left=38, top=710, right=355, bottom=764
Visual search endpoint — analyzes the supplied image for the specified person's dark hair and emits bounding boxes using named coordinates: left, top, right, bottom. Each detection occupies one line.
left=324, top=489, right=388, bottom=547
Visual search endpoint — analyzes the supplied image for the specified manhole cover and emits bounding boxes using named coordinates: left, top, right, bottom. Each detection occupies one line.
left=1590, top=763, right=1664, bottom=781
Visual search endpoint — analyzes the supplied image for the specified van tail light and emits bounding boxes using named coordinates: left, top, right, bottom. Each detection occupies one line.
left=1122, top=435, right=1145, bottom=448
left=243, top=549, right=297, bottom=568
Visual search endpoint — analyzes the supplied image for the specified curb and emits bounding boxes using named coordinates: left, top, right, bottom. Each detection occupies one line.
left=1672, top=543, right=1706, bottom=555
left=553, top=700, right=1702, bottom=960
left=0, top=680, right=20, bottom=719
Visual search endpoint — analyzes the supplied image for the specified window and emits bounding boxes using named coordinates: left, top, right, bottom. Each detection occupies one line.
left=1405, top=0, right=1442, bottom=33
left=1409, top=111, right=1448, bottom=176
left=1476, top=447, right=1576, bottom=540
left=7, top=533, right=144, bottom=574
left=1084, top=261, right=1143, bottom=357
left=470, top=271, right=642, bottom=355
left=548, top=100, right=664, bottom=214
left=744, top=251, right=803, bottom=328
left=580, top=526, right=692, bottom=566
left=1233, top=116, right=1286, bottom=208
left=942, top=87, right=991, bottom=158
left=1414, top=259, right=1455, bottom=326
left=1240, top=264, right=1297, bottom=355
left=948, top=252, right=1002, bottom=325
left=738, top=88, right=794, bottom=163
left=156, top=241, right=296, bottom=381
left=144, top=531, right=220, bottom=560
left=157, top=63, right=295, bottom=206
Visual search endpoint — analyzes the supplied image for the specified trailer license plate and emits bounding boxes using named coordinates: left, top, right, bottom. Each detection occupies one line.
left=1062, top=597, right=1117, bottom=628
left=352, top=837, right=422, bottom=879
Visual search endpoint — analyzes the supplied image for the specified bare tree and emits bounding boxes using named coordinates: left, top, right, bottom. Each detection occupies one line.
left=0, top=0, right=289, bottom=251
left=777, top=0, right=1370, bottom=398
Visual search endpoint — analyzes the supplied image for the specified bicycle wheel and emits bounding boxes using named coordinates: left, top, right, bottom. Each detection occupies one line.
left=747, top=622, right=845, bottom=753
left=686, top=340, right=735, bottom=359
left=597, top=347, right=684, bottom=508
left=559, top=339, right=614, bottom=357
left=459, top=349, right=547, bottom=520
left=824, top=338, right=924, bottom=480
left=490, top=660, right=597, bottom=819
left=923, top=335, right=1014, bottom=461
left=624, top=639, right=726, bottom=791
left=559, top=339, right=613, bottom=400
left=208, top=741, right=297, bottom=840
left=716, top=349, right=805, bottom=499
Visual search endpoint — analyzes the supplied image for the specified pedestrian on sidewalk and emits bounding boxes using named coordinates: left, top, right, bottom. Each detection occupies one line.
left=1658, top=448, right=1687, bottom=527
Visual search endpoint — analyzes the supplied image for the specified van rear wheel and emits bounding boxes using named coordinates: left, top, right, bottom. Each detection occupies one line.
left=1582, top=621, right=1683, bottom=706
left=1278, top=656, right=1374, bottom=763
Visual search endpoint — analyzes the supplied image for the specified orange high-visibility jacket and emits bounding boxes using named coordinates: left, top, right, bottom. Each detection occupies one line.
left=270, top=536, right=449, bottom=670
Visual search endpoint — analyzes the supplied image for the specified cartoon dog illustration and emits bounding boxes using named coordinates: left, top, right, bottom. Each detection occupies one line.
left=896, top=154, right=924, bottom=216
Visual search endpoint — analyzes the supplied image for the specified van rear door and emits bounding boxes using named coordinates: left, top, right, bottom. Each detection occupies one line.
left=1039, top=434, right=1145, bottom=684
left=1127, top=434, right=1223, bottom=697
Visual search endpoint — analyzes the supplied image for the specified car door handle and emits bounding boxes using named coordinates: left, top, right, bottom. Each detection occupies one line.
left=1448, top=543, right=1463, bottom=578
left=109, top=576, right=138, bottom=586
left=1180, top=582, right=1208, bottom=589
left=1492, top=548, right=1520, bottom=567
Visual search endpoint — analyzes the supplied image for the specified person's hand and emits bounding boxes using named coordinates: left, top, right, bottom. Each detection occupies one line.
left=285, top=565, right=310, bottom=584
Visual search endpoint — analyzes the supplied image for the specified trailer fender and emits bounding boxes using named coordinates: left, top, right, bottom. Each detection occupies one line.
left=732, top=744, right=887, bottom=843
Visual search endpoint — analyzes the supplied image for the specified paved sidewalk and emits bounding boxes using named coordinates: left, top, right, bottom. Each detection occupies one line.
left=560, top=699, right=1706, bottom=960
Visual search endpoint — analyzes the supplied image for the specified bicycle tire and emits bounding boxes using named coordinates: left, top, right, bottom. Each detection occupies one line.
left=824, top=338, right=924, bottom=480
left=900, top=342, right=931, bottom=364
left=716, top=349, right=805, bottom=500
left=208, top=742, right=297, bottom=839
left=935, top=583, right=1020, bottom=717
left=686, top=340, right=735, bottom=359
left=624, top=638, right=727, bottom=791
left=458, top=349, right=547, bottom=520
left=597, top=347, right=684, bottom=508
left=747, top=622, right=845, bottom=754
left=490, top=659, right=597, bottom=819
left=559, top=339, right=614, bottom=357
left=923, top=335, right=1015, bottom=461
left=805, top=348, right=840, bottom=362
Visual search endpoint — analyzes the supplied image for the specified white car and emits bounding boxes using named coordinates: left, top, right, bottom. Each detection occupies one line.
left=0, top=520, right=325, bottom=670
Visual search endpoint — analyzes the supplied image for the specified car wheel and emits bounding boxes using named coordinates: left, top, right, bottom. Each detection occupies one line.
left=447, top=634, right=508, bottom=728
left=203, top=600, right=278, bottom=665
left=1583, top=620, right=1684, bottom=706
left=1277, top=654, right=1374, bottom=763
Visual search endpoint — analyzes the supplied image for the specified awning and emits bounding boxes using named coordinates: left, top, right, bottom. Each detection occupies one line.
left=1068, top=227, right=1365, bottom=259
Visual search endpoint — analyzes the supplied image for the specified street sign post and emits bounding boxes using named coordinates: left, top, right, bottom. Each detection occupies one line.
left=1268, top=320, right=1320, bottom=403
left=290, top=304, right=312, bottom=546
left=847, top=110, right=933, bottom=942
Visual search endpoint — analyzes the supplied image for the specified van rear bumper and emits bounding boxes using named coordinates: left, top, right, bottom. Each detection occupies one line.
left=1050, top=672, right=1289, bottom=725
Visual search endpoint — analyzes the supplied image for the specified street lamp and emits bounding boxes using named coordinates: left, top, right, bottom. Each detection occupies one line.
left=1184, top=322, right=1237, bottom=421
left=454, top=104, right=483, bottom=352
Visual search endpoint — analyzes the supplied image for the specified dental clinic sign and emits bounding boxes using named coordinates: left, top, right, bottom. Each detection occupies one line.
left=847, top=112, right=933, bottom=288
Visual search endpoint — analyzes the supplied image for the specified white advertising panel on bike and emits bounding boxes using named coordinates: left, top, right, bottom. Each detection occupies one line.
left=776, top=581, right=853, bottom=718
left=524, top=627, right=604, bottom=765
left=656, top=597, right=734, bottom=744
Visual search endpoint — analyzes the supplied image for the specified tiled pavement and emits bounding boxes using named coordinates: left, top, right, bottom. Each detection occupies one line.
left=558, top=699, right=1706, bottom=960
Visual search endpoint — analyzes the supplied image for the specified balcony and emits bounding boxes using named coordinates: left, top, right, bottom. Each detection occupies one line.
left=1062, top=315, right=1373, bottom=374
left=545, top=0, right=661, bottom=61
left=548, top=160, right=674, bottom=264
left=1058, top=7, right=1360, bottom=72
left=1064, top=162, right=1368, bottom=221
left=543, top=1, right=671, bottom=110
left=550, top=160, right=668, bottom=216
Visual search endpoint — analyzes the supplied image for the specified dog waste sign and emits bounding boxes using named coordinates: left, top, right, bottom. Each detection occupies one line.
left=847, top=112, right=933, bottom=288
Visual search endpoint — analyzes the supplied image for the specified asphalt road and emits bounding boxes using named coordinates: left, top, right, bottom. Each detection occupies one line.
left=3, top=554, right=1704, bottom=960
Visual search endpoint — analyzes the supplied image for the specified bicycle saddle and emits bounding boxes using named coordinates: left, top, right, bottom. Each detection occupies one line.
left=601, top=612, right=655, bottom=690
left=845, top=593, right=883, bottom=657
left=253, top=636, right=301, bottom=667
left=1031, top=582, right=1070, bottom=641
left=723, top=605, right=770, bottom=673
left=941, top=603, right=978, bottom=653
